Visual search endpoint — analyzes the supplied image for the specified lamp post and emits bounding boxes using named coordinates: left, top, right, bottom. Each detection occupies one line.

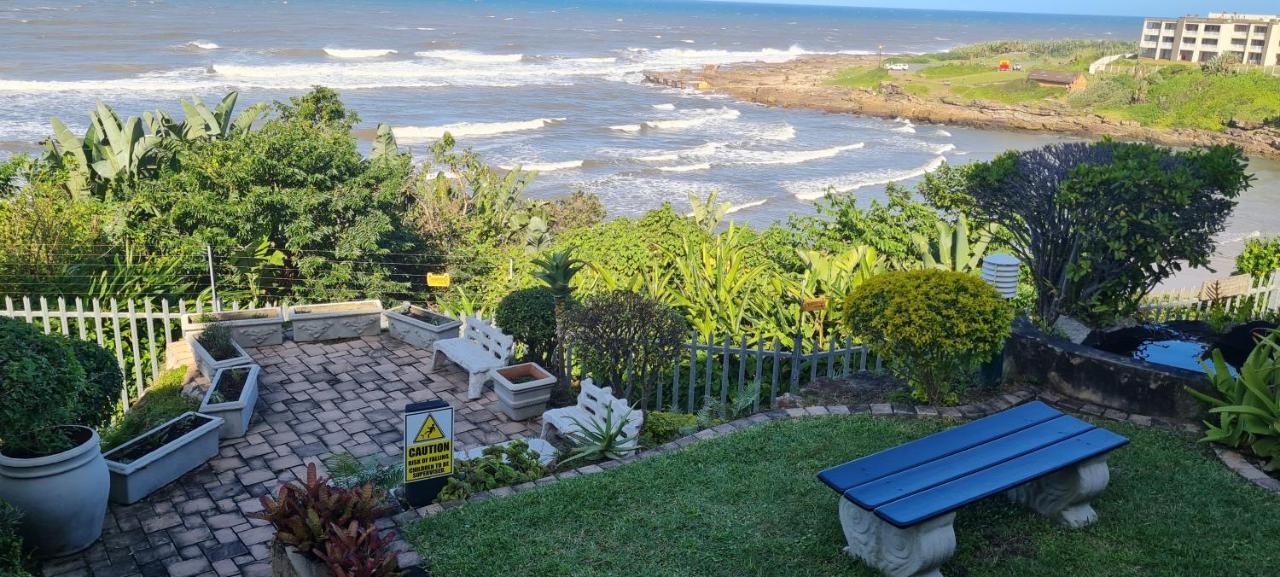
left=980, top=253, right=1021, bottom=386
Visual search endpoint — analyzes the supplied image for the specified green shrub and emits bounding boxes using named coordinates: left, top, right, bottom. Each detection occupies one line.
left=0, top=499, right=30, bottom=577
left=100, top=367, right=198, bottom=452
left=0, top=318, right=88, bottom=456
left=1188, top=330, right=1280, bottom=470
left=196, top=323, right=238, bottom=361
left=436, top=440, right=546, bottom=502
left=494, top=287, right=558, bottom=367
left=69, top=338, right=124, bottom=429
left=640, top=412, right=697, bottom=447
left=1236, top=236, right=1280, bottom=280
left=844, top=270, right=1013, bottom=404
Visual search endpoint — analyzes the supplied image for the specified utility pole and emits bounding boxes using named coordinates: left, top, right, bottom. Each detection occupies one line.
left=878, top=44, right=884, bottom=68
left=206, top=244, right=220, bottom=312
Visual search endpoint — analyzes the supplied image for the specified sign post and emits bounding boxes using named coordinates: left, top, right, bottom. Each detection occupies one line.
left=403, top=400, right=454, bottom=507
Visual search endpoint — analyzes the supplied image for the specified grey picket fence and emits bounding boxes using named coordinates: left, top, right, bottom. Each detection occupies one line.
left=1138, top=272, right=1280, bottom=323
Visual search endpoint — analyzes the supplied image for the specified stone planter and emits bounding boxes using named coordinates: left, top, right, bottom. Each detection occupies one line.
left=0, top=426, right=109, bottom=558
left=271, top=542, right=329, bottom=577
left=385, top=305, right=461, bottom=348
left=103, top=412, right=224, bottom=505
left=288, top=300, right=384, bottom=343
left=201, top=365, right=261, bottom=439
left=182, top=308, right=285, bottom=348
left=491, top=363, right=558, bottom=421
left=189, top=334, right=253, bottom=380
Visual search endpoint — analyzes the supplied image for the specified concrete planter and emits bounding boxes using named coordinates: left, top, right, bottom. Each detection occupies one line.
left=288, top=300, right=383, bottom=343
left=271, top=542, right=329, bottom=577
left=103, top=412, right=224, bottom=505
left=491, top=363, right=558, bottom=421
left=189, top=334, right=253, bottom=380
left=385, top=305, right=461, bottom=348
left=181, top=308, right=285, bottom=348
left=201, top=365, right=261, bottom=439
left=0, top=426, right=109, bottom=558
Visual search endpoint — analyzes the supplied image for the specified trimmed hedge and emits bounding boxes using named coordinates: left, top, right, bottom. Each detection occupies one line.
left=495, top=287, right=558, bottom=367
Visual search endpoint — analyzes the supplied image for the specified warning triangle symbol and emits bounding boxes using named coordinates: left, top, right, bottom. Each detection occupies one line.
left=414, top=415, right=445, bottom=443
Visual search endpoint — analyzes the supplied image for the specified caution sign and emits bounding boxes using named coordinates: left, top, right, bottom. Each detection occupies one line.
left=403, top=400, right=454, bottom=505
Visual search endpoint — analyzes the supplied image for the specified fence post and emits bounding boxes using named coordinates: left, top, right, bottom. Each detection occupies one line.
left=790, top=327, right=803, bottom=395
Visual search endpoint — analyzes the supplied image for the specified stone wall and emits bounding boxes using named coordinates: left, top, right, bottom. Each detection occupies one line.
left=1004, top=319, right=1215, bottom=421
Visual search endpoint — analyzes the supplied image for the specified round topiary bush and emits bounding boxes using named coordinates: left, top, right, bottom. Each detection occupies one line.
left=69, top=338, right=124, bottom=429
left=495, top=287, right=558, bottom=367
left=843, top=270, right=1013, bottom=405
left=0, top=318, right=88, bottom=456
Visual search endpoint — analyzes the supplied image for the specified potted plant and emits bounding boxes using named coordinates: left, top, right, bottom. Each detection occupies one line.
left=0, top=319, right=120, bottom=558
left=490, top=362, right=558, bottom=420
left=288, top=300, right=384, bottom=342
left=188, top=322, right=253, bottom=380
left=182, top=308, right=285, bottom=347
left=384, top=304, right=461, bottom=348
left=201, top=365, right=262, bottom=439
left=100, top=367, right=221, bottom=504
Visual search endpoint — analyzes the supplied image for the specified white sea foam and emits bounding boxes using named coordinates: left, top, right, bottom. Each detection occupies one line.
left=633, top=142, right=726, bottom=162
left=324, top=48, right=398, bottom=58
left=724, top=198, right=768, bottom=214
left=935, top=129, right=952, bottom=137
left=727, top=143, right=865, bottom=166
left=498, top=159, right=583, bottom=172
left=657, top=162, right=712, bottom=172
left=932, top=143, right=956, bottom=154
left=785, top=156, right=947, bottom=201
left=415, top=50, right=524, bottom=63
left=393, top=118, right=563, bottom=141
left=182, top=40, right=219, bottom=50
left=652, top=103, right=676, bottom=110
left=610, top=124, right=644, bottom=133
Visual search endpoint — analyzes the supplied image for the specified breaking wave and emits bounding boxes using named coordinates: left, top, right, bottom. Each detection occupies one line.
left=324, top=48, right=398, bottom=58
left=785, top=156, right=947, bottom=201
left=415, top=50, right=524, bottom=63
left=393, top=118, right=564, bottom=141
left=498, top=159, right=584, bottom=172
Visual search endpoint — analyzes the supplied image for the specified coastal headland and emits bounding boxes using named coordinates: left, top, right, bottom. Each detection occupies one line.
left=645, top=53, right=1280, bottom=159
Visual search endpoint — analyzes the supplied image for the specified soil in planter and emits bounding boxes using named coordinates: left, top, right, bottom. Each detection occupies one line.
left=209, top=368, right=250, bottom=404
left=110, top=414, right=210, bottom=465
left=507, top=374, right=540, bottom=385
left=197, top=325, right=241, bottom=361
left=406, top=310, right=452, bottom=326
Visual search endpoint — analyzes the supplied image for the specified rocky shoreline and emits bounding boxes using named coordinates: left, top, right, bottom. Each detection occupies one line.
left=645, top=54, right=1280, bottom=159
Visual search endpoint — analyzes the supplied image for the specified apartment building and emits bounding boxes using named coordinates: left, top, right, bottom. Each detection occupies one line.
left=1140, top=12, right=1280, bottom=65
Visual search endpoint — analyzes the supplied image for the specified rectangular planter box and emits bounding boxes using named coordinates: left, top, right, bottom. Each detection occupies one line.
left=288, top=300, right=384, bottom=343
left=189, top=334, right=253, bottom=380
left=104, top=412, right=224, bottom=505
left=201, top=365, right=261, bottom=439
left=181, top=308, right=285, bottom=348
left=491, top=363, right=558, bottom=421
left=385, top=305, right=461, bottom=348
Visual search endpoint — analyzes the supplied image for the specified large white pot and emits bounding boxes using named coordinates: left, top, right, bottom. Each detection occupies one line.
left=0, top=426, right=109, bottom=558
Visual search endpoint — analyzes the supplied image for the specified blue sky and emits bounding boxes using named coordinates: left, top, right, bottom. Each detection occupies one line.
left=703, top=0, right=1274, bottom=18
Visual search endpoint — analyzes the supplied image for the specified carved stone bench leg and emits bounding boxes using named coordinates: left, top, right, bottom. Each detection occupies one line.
left=838, top=498, right=956, bottom=577
left=1005, top=455, right=1111, bottom=528
left=466, top=371, right=487, bottom=400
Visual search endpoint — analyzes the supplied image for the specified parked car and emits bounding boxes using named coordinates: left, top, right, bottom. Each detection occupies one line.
left=884, top=63, right=910, bottom=71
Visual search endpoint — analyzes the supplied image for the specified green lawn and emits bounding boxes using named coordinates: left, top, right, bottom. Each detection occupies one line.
left=829, top=67, right=890, bottom=89
left=406, top=415, right=1280, bottom=577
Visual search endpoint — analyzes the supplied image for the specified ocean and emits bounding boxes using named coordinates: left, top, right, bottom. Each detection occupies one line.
left=0, top=0, right=1275, bottom=287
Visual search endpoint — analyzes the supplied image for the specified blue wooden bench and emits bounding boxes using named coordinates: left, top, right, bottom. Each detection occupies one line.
left=817, top=401, right=1128, bottom=577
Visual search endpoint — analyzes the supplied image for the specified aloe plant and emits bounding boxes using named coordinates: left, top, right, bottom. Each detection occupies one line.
left=1187, top=330, right=1280, bottom=470
left=561, top=404, right=637, bottom=466
left=910, top=214, right=994, bottom=273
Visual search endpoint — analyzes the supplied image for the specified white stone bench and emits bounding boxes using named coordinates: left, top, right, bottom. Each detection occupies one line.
left=429, top=316, right=514, bottom=400
left=540, top=379, right=642, bottom=450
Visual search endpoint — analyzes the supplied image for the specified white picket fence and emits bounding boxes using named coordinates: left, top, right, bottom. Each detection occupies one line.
left=0, top=296, right=258, bottom=409
left=1138, top=271, right=1279, bottom=323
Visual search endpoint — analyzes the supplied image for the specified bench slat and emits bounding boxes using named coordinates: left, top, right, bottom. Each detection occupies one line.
left=872, top=428, right=1129, bottom=527
left=818, top=401, right=1062, bottom=493
left=845, top=415, right=1095, bottom=509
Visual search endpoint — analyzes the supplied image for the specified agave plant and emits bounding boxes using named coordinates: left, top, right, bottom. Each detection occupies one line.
left=910, top=214, right=995, bottom=273
left=560, top=404, right=637, bottom=466
left=1187, top=330, right=1280, bottom=470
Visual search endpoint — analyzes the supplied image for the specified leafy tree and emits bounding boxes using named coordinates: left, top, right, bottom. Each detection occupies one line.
left=563, top=290, right=687, bottom=409
left=787, top=182, right=945, bottom=268
left=964, top=141, right=1251, bottom=325
left=1236, top=236, right=1280, bottom=281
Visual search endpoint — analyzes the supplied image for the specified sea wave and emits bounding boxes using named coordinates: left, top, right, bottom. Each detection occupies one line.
left=393, top=118, right=563, bottom=141
left=656, top=162, right=712, bottom=172
left=727, top=142, right=865, bottom=166
left=935, top=129, right=952, bottom=137
left=324, top=48, right=399, bottom=58
left=415, top=50, right=524, bottom=63
left=652, top=103, right=676, bottom=110
left=498, top=159, right=584, bottom=172
left=633, top=142, right=726, bottom=162
left=785, top=156, right=947, bottom=201
left=724, top=198, right=768, bottom=214
left=179, top=40, right=219, bottom=50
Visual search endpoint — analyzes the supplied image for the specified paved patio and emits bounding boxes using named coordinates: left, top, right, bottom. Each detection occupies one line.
left=42, top=335, right=542, bottom=577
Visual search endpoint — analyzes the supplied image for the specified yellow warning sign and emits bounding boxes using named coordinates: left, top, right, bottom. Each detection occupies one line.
left=405, top=438, right=453, bottom=481
left=414, top=415, right=445, bottom=443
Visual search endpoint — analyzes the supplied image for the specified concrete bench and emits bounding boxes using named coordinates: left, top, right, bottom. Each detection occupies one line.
left=540, top=379, right=642, bottom=450
left=817, top=401, right=1128, bottom=577
left=429, top=316, right=514, bottom=400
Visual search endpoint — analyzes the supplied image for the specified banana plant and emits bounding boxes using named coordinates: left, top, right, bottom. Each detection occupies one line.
left=911, top=214, right=994, bottom=273
left=1188, top=330, right=1280, bottom=470
left=370, top=123, right=399, bottom=160
left=178, top=92, right=268, bottom=140
left=48, top=117, right=96, bottom=198
left=796, top=245, right=885, bottom=346
left=87, top=101, right=161, bottom=182
left=667, top=225, right=757, bottom=341
left=688, top=190, right=731, bottom=233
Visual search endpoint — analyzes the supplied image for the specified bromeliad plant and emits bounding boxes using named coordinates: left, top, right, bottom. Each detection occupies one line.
left=253, top=463, right=388, bottom=557
left=314, top=521, right=402, bottom=577
left=1188, top=330, right=1280, bottom=470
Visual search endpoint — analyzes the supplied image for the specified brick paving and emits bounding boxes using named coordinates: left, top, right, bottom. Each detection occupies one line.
left=43, top=336, right=541, bottom=577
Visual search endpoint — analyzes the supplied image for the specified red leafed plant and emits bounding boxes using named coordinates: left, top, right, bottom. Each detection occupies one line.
left=252, top=463, right=389, bottom=555
left=315, top=521, right=403, bottom=577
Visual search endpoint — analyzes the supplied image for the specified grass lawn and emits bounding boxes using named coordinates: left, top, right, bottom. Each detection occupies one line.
left=829, top=67, right=890, bottom=89
left=406, top=415, right=1280, bottom=577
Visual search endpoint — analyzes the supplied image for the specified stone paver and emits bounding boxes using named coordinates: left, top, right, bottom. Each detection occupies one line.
left=45, top=335, right=541, bottom=577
